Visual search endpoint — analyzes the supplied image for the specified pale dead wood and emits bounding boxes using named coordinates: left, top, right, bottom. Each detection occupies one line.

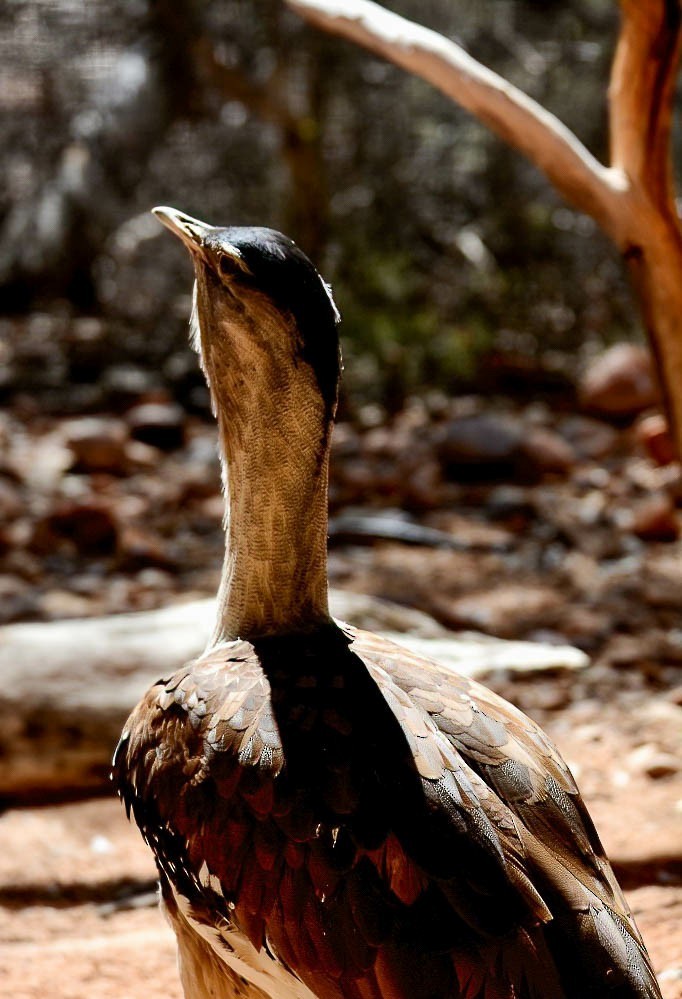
left=0, top=600, right=216, bottom=806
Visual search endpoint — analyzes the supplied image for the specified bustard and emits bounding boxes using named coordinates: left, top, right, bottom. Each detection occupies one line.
left=114, top=207, right=661, bottom=999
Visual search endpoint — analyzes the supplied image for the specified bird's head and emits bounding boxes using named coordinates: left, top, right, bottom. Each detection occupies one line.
left=153, top=207, right=341, bottom=429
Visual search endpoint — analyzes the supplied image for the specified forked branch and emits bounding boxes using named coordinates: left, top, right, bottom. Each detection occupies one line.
left=285, top=0, right=628, bottom=236
left=286, top=0, right=682, bottom=454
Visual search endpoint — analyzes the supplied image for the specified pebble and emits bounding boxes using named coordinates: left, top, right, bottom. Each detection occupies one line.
left=579, top=343, right=659, bottom=417
left=429, top=584, right=562, bottom=638
left=520, top=427, right=576, bottom=475
left=126, top=402, right=186, bottom=451
left=38, top=589, right=94, bottom=619
left=101, top=365, right=158, bottom=409
left=0, top=574, right=37, bottom=623
left=557, top=414, right=619, bottom=460
left=63, top=417, right=129, bottom=474
left=0, top=477, right=23, bottom=521
left=435, top=414, right=524, bottom=481
left=117, top=527, right=175, bottom=571
left=635, top=412, right=677, bottom=466
left=639, top=553, right=682, bottom=607
left=628, top=493, right=679, bottom=541
left=627, top=744, right=679, bottom=780
left=124, top=439, right=162, bottom=471
left=485, top=485, right=534, bottom=521
left=30, top=500, right=119, bottom=555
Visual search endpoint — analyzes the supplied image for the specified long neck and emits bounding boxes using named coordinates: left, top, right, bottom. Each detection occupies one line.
left=209, top=397, right=333, bottom=646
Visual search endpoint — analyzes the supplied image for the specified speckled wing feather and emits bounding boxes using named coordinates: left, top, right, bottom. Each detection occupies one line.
left=351, top=625, right=660, bottom=998
left=114, top=623, right=661, bottom=999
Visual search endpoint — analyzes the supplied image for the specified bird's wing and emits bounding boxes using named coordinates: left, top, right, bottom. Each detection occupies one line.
left=114, top=629, right=661, bottom=999
left=114, top=636, right=556, bottom=999
left=113, top=641, right=281, bottom=893
left=349, top=625, right=661, bottom=999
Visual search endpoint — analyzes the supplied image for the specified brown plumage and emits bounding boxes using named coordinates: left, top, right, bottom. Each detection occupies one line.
left=114, top=207, right=661, bottom=999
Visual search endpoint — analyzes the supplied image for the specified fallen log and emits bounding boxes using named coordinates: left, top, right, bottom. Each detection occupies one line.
left=0, top=591, right=587, bottom=806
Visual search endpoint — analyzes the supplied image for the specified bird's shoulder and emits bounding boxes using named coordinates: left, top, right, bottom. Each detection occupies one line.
left=349, top=625, right=662, bottom=995
left=114, top=639, right=281, bottom=801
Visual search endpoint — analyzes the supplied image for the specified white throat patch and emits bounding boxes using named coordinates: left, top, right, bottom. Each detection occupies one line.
left=189, top=280, right=201, bottom=354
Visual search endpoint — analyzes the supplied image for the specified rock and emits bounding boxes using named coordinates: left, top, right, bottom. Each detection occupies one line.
left=63, top=417, right=129, bottom=474
left=558, top=605, right=612, bottom=650
left=30, top=500, right=119, bottom=556
left=38, top=589, right=95, bottom=620
left=562, top=551, right=602, bottom=593
left=403, top=458, right=443, bottom=510
left=331, top=457, right=399, bottom=506
left=14, top=431, right=72, bottom=492
left=428, top=584, right=562, bottom=638
left=605, top=633, right=662, bottom=667
left=197, top=494, right=225, bottom=522
left=557, top=414, right=619, bottom=460
left=0, top=574, right=37, bottom=623
left=423, top=511, right=513, bottom=551
left=627, top=744, right=679, bottom=780
left=485, top=485, right=535, bottom=524
left=635, top=412, right=677, bottom=466
left=329, top=510, right=472, bottom=551
left=124, top=439, right=163, bottom=470
left=579, top=343, right=659, bottom=418
left=0, top=476, right=23, bottom=521
left=520, top=427, right=576, bottom=476
left=126, top=402, right=186, bottom=451
left=435, top=414, right=525, bottom=481
left=435, top=415, right=575, bottom=483
left=628, top=494, right=678, bottom=542
left=117, top=527, right=175, bottom=571
left=383, top=631, right=589, bottom=677
left=101, top=364, right=159, bottom=409
left=624, top=456, right=678, bottom=492
left=329, top=590, right=448, bottom=638
left=634, top=554, right=682, bottom=608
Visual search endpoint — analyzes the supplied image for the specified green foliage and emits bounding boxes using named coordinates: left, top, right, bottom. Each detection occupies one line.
left=336, top=249, right=494, bottom=409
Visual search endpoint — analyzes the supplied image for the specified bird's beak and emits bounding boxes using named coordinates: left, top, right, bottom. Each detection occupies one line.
left=152, top=206, right=213, bottom=254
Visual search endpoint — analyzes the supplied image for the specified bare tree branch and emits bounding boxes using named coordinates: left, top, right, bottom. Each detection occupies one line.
left=286, top=0, right=682, bottom=457
left=285, top=0, right=628, bottom=238
left=610, top=0, right=682, bottom=223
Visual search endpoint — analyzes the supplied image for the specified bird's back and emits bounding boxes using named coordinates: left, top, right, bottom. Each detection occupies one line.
left=114, top=622, right=661, bottom=999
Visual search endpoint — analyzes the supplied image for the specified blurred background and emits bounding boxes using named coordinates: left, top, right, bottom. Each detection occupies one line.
left=1, top=0, right=639, bottom=412
left=0, top=2, right=681, bottom=997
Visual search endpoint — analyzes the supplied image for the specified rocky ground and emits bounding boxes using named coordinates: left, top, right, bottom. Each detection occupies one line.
left=0, top=341, right=681, bottom=996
